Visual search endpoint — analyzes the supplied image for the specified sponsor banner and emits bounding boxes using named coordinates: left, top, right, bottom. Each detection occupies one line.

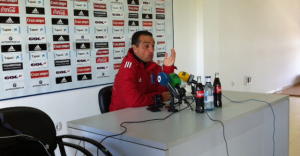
left=0, top=6, right=19, bottom=14
left=112, top=12, right=124, bottom=18
left=2, top=63, right=23, bottom=71
left=77, top=74, right=92, bottom=81
left=156, top=21, right=165, bottom=27
left=156, top=46, right=166, bottom=52
left=73, top=1, right=88, bottom=9
left=76, top=50, right=90, bottom=57
left=94, top=11, right=107, bottom=17
left=114, top=63, right=121, bottom=70
left=96, top=49, right=109, bottom=55
left=31, top=70, right=49, bottom=79
left=52, top=26, right=69, bottom=34
left=128, top=20, right=139, bottom=26
left=76, top=58, right=90, bottom=65
left=143, top=27, right=153, bottom=32
left=94, top=0, right=106, bottom=2
left=54, top=51, right=70, bottom=59
left=95, top=35, right=108, bottom=41
left=128, top=27, right=139, bottom=33
left=142, top=14, right=152, bottom=19
left=27, top=25, right=46, bottom=34
left=75, top=34, right=90, bottom=42
left=0, top=35, right=21, bottom=44
left=74, top=18, right=89, bottom=25
left=77, top=66, right=91, bottom=74
left=31, top=78, right=50, bottom=87
left=95, top=42, right=109, bottom=48
left=94, top=3, right=106, bottom=10
left=112, top=27, right=124, bottom=33
left=156, top=59, right=163, bottom=66
left=97, top=72, right=109, bottom=78
left=156, top=28, right=165, bottom=33
left=143, top=21, right=153, bottom=27
left=156, top=14, right=165, bottom=20
left=25, top=0, right=44, bottom=7
left=157, top=40, right=166, bottom=45
left=28, top=44, right=47, bottom=51
left=4, top=82, right=25, bottom=91
left=111, top=0, right=123, bottom=4
left=3, top=73, right=23, bottom=82
left=128, top=6, right=139, bottom=11
left=95, top=19, right=108, bottom=25
left=96, top=56, right=109, bottom=63
left=113, top=20, right=124, bottom=26
left=74, top=9, right=89, bottom=17
left=156, top=8, right=165, bottom=13
left=157, top=52, right=166, bottom=58
left=54, top=59, right=71, bottom=67
left=0, top=0, right=18, bottom=4
left=74, top=26, right=90, bottom=34
left=95, top=27, right=108, bottom=33
left=56, top=76, right=72, bottom=84
left=112, top=35, right=125, bottom=41
left=53, top=35, right=70, bottom=42
left=26, top=7, right=44, bottom=15
left=113, top=48, right=125, bottom=55
left=156, top=34, right=165, bottom=39
left=52, top=18, right=69, bottom=25
left=128, top=13, right=138, bottom=19
left=50, top=0, right=67, bottom=7
left=29, top=52, right=47, bottom=60
left=111, top=5, right=124, bottom=11
left=0, top=16, right=20, bottom=24
left=27, top=34, right=47, bottom=43
left=127, top=0, right=138, bottom=5
left=27, top=17, right=45, bottom=25
left=0, top=26, right=20, bottom=34
left=142, top=7, right=152, bottom=13
left=75, top=42, right=91, bottom=49
left=156, top=1, right=165, bottom=8
left=51, top=8, right=68, bottom=16
left=1, top=45, right=22, bottom=52
left=142, top=1, right=151, bottom=6
left=55, top=68, right=71, bottom=76
left=113, top=42, right=125, bottom=48
left=54, top=43, right=70, bottom=50
left=96, top=64, right=109, bottom=71
left=2, top=53, right=22, bottom=63
left=30, top=61, right=48, bottom=68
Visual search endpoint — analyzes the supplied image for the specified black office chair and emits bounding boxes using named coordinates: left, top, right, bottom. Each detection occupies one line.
left=0, top=107, right=112, bottom=156
left=98, top=85, right=113, bottom=114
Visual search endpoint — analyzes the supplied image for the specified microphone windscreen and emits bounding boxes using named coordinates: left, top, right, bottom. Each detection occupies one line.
left=169, top=73, right=181, bottom=88
left=157, top=72, right=171, bottom=87
left=178, top=71, right=190, bottom=82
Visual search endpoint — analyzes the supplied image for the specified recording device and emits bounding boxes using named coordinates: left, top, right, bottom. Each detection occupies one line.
left=178, top=71, right=197, bottom=85
left=169, top=73, right=189, bottom=104
left=147, top=94, right=165, bottom=112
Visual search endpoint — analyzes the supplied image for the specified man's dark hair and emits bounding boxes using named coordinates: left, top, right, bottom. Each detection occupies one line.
left=131, top=31, right=153, bottom=47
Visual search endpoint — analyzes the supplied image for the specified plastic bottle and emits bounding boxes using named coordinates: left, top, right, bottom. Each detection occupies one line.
left=204, top=76, right=214, bottom=111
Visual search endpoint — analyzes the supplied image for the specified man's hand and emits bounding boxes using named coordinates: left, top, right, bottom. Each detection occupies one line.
left=162, top=92, right=171, bottom=101
left=163, top=48, right=176, bottom=66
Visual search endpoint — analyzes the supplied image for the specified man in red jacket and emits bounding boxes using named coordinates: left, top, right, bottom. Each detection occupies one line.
left=110, top=31, right=176, bottom=111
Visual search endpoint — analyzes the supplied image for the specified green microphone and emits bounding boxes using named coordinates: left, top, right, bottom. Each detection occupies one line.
left=169, top=73, right=185, bottom=96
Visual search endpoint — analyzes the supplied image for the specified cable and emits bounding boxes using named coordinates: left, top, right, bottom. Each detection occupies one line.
left=222, top=94, right=276, bottom=156
left=205, top=111, right=229, bottom=156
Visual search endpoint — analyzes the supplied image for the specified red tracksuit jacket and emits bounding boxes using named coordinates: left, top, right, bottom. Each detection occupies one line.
left=110, top=48, right=175, bottom=111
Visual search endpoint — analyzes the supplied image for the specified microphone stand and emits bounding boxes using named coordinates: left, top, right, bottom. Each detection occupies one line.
left=168, top=95, right=178, bottom=112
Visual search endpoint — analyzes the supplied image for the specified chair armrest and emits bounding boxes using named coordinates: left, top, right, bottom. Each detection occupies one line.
left=57, top=134, right=112, bottom=156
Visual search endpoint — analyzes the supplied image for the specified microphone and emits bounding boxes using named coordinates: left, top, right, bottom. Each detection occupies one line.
left=157, top=72, right=179, bottom=98
left=169, top=73, right=185, bottom=96
left=178, top=71, right=197, bottom=85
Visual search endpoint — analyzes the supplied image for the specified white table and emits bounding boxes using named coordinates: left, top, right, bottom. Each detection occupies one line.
left=67, top=91, right=289, bottom=156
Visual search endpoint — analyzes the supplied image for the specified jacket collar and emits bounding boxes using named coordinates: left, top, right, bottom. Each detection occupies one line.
left=127, top=48, right=157, bottom=72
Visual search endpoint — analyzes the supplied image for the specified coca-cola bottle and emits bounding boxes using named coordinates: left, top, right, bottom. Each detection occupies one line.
left=195, top=76, right=205, bottom=113
left=213, top=72, right=222, bottom=107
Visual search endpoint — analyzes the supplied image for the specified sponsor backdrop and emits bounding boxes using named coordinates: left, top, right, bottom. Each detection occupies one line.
left=0, top=0, right=173, bottom=100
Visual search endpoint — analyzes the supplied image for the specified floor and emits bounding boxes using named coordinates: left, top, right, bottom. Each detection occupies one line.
left=289, top=96, right=300, bottom=156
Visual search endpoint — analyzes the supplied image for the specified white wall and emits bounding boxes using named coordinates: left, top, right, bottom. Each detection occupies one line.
left=204, top=0, right=300, bottom=93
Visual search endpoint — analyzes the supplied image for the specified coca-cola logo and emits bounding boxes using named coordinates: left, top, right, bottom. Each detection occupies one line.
left=196, top=91, right=204, bottom=98
left=0, top=6, right=19, bottom=13
left=96, top=57, right=109, bottom=63
left=52, top=8, right=68, bottom=15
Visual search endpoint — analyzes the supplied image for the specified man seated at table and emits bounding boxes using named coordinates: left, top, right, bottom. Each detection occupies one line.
left=110, top=30, right=176, bottom=111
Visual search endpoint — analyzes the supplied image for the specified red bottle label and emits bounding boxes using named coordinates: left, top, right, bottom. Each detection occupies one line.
left=215, top=86, right=222, bottom=93
left=196, top=91, right=204, bottom=98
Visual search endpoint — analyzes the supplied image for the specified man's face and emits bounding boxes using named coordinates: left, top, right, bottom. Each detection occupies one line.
left=132, top=35, right=155, bottom=62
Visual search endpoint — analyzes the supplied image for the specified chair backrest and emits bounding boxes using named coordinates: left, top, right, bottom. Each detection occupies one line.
left=0, top=107, right=57, bottom=155
left=98, top=85, right=113, bottom=113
